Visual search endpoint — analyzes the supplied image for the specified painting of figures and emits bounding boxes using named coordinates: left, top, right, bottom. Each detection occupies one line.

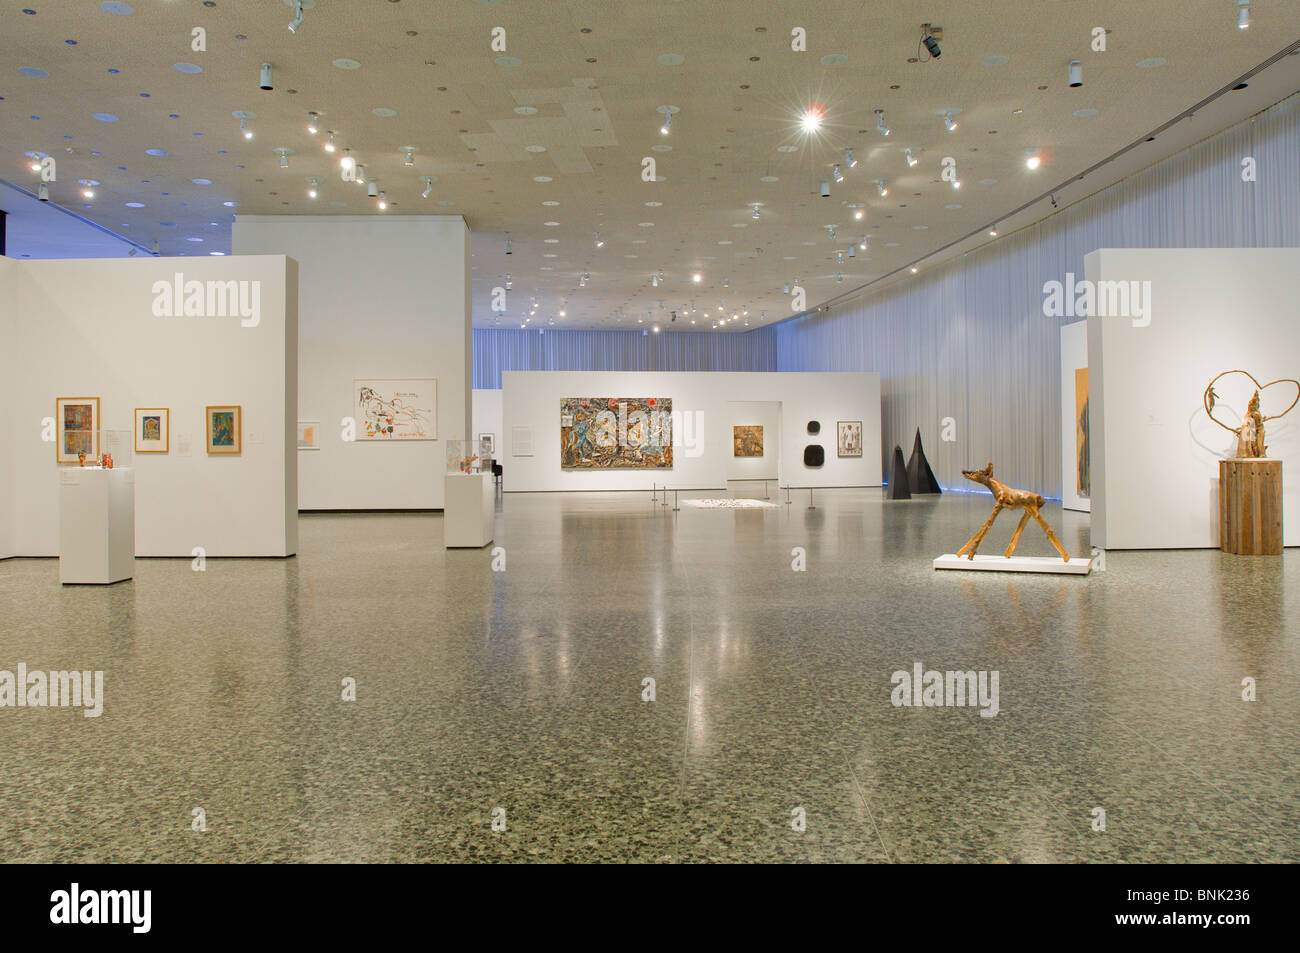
left=561, top=397, right=673, bottom=470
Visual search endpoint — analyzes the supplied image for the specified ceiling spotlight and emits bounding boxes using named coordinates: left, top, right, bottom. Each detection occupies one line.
left=259, top=63, right=274, bottom=91
left=151, top=238, right=160, bottom=255
left=505, top=238, right=512, bottom=255
left=921, top=23, right=942, bottom=59
left=559, top=310, right=566, bottom=317
left=845, top=148, right=858, bottom=169
left=366, top=179, right=378, bottom=197
left=324, top=132, right=336, bottom=153
left=820, top=180, right=831, bottom=198
left=1068, top=60, right=1083, bottom=88
left=307, top=111, right=319, bottom=135
left=1026, top=154, right=1042, bottom=170
left=240, top=117, right=253, bottom=140
left=832, top=163, right=844, bottom=184
left=854, top=208, right=864, bottom=220
left=421, top=176, right=433, bottom=199
left=910, top=266, right=918, bottom=274
left=826, top=225, right=836, bottom=240
left=782, top=283, right=790, bottom=294
left=1050, top=193, right=1059, bottom=208
left=354, top=163, right=366, bottom=185
left=274, top=147, right=291, bottom=169
left=652, top=273, right=659, bottom=287
left=847, top=245, right=856, bottom=258
left=859, top=237, right=868, bottom=250
left=836, top=250, right=845, bottom=265
left=28, top=155, right=42, bottom=172
left=403, top=149, right=416, bottom=167
left=944, top=111, right=958, bottom=132
left=288, top=0, right=304, bottom=34
left=660, top=109, right=672, bottom=135
left=505, top=274, right=512, bottom=289
left=377, top=192, right=387, bottom=210
left=874, top=108, right=891, bottom=136
left=1237, top=0, right=1250, bottom=30
left=722, top=278, right=730, bottom=288
left=308, top=178, right=319, bottom=199
left=751, top=204, right=761, bottom=220
left=905, top=149, right=919, bottom=168
left=800, top=104, right=825, bottom=132
left=875, top=180, right=889, bottom=197
left=988, top=227, right=998, bottom=237
left=658, top=270, right=664, bottom=282
left=692, top=273, right=702, bottom=283
left=594, top=232, right=604, bottom=248
left=952, top=179, right=961, bottom=190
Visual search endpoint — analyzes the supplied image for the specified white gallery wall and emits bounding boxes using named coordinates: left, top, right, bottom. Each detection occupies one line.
left=233, top=215, right=471, bottom=510
left=1059, top=321, right=1090, bottom=513
left=472, top=388, right=503, bottom=455
left=3, top=254, right=297, bottom=557
left=0, top=256, right=16, bottom=558
left=502, top=371, right=881, bottom=492
left=725, top=401, right=781, bottom=483
left=1087, top=248, right=1299, bottom=549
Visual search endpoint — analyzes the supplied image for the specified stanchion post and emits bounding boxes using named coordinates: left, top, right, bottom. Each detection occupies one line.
left=672, top=489, right=679, bottom=512
left=808, top=488, right=816, bottom=510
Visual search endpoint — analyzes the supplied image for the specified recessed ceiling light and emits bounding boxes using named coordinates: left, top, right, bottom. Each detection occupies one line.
left=542, top=200, right=560, bottom=206
left=514, top=106, right=538, bottom=115
left=186, top=237, right=203, bottom=242
left=820, top=54, right=848, bottom=66
left=637, top=222, right=654, bottom=227
left=533, top=176, right=552, bottom=183
left=524, top=144, right=547, bottom=153
left=495, top=56, right=523, bottom=67
left=945, top=204, right=962, bottom=210
left=1073, top=108, right=1099, bottom=118
left=656, top=53, right=685, bottom=66
left=332, top=58, right=361, bottom=70
left=544, top=238, right=559, bottom=243
left=173, top=63, right=202, bottom=74
left=191, top=178, right=212, bottom=185
left=125, top=201, right=145, bottom=207
left=101, top=2, right=135, bottom=14
left=645, top=201, right=662, bottom=207
left=718, top=240, right=732, bottom=245
left=979, top=178, right=998, bottom=185
left=93, top=113, right=118, bottom=122
left=18, top=67, right=50, bottom=78
left=223, top=201, right=238, bottom=207
left=776, top=145, right=798, bottom=153
left=372, top=107, right=397, bottom=118
left=437, top=200, right=456, bottom=206
left=981, top=55, right=1009, bottom=67
left=544, top=221, right=560, bottom=226
left=145, top=148, right=168, bottom=156
left=760, top=175, right=778, bottom=182
left=1136, top=57, right=1166, bottom=68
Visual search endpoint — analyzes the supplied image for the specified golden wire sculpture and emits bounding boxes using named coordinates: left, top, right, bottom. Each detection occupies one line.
left=1203, top=370, right=1299, bottom=458
left=956, top=462, right=1070, bottom=562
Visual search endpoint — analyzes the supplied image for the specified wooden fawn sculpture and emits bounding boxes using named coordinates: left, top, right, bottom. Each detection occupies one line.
left=957, top=462, right=1070, bottom=562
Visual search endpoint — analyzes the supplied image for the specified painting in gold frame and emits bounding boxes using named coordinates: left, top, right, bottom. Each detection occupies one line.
left=134, top=407, right=170, bottom=453
left=732, top=425, right=764, bottom=457
left=56, top=397, right=100, bottom=463
left=206, top=405, right=242, bottom=454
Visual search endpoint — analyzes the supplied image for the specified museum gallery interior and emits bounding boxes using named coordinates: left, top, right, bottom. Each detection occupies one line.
left=0, top=0, right=1297, bottom=867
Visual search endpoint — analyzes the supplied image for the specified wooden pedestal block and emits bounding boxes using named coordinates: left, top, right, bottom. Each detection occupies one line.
left=1219, top=459, right=1283, bottom=555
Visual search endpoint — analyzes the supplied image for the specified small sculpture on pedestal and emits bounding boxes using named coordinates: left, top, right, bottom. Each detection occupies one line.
left=77, top=452, right=87, bottom=467
left=1204, top=370, right=1298, bottom=459
left=101, top=453, right=113, bottom=469
left=957, top=462, right=1070, bottom=562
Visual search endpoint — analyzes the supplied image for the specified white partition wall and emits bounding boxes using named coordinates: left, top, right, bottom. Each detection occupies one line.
left=1087, top=248, right=1300, bottom=549
left=4, top=255, right=297, bottom=557
left=725, top=401, right=782, bottom=483
left=502, top=371, right=881, bottom=492
left=233, top=215, right=471, bottom=510
left=0, top=256, right=15, bottom=559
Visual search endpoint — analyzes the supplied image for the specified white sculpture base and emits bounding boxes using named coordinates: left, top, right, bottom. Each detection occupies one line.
left=444, top=472, right=495, bottom=548
left=933, top=553, right=1093, bottom=575
left=59, top=467, right=135, bottom=584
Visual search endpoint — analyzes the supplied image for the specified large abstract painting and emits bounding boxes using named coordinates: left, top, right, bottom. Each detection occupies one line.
left=1074, top=368, right=1090, bottom=497
left=733, top=425, right=763, bottom=457
left=561, top=397, right=673, bottom=470
left=354, top=379, right=436, bottom=441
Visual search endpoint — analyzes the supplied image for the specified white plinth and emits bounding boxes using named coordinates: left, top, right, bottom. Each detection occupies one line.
left=444, top=472, right=495, bottom=548
left=59, top=467, right=135, bottom=584
left=933, top=553, right=1093, bottom=575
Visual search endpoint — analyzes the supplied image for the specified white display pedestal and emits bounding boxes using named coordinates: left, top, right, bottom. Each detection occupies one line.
left=59, top=467, right=135, bottom=584
left=444, top=472, right=494, bottom=548
left=933, top=553, right=1093, bottom=575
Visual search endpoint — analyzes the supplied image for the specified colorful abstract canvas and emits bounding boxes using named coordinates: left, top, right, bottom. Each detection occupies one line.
left=1075, top=368, right=1090, bottom=497
left=560, top=397, right=673, bottom=470
left=135, top=407, right=169, bottom=453
left=206, top=404, right=242, bottom=454
left=56, top=397, right=99, bottom=463
left=837, top=420, right=863, bottom=458
left=733, top=425, right=764, bottom=457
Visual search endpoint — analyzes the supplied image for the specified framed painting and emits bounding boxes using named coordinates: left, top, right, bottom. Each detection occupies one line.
left=560, top=397, right=673, bottom=470
left=56, top=397, right=99, bottom=463
left=478, top=433, right=495, bottom=455
left=1075, top=368, right=1090, bottom=497
left=733, top=425, right=764, bottom=457
left=134, top=407, right=170, bottom=453
left=354, top=379, right=436, bottom=440
left=297, top=420, right=320, bottom=451
left=837, top=420, right=863, bottom=458
left=206, top=405, right=242, bottom=454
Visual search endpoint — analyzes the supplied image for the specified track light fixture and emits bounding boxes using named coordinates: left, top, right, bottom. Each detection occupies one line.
left=853, top=207, right=864, bottom=220
left=845, top=148, right=857, bottom=169
left=594, top=232, right=604, bottom=248
left=859, top=237, right=868, bottom=250
left=308, top=178, right=319, bottom=199
left=988, top=227, right=998, bottom=237
left=421, top=176, right=433, bottom=199
left=82, top=186, right=94, bottom=199
left=377, top=192, right=387, bottom=210
left=820, top=180, right=831, bottom=198
left=825, top=225, right=836, bottom=240
left=288, top=0, right=305, bottom=34
left=366, top=179, right=378, bottom=197
left=692, top=273, right=702, bottom=283
left=307, top=111, right=319, bottom=135
left=875, top=179, right=889, bottom=197
left=905, top=148, right=918, bottom=168
left=1068, top=60, right=1083, bottom=88
left=151, top=238, right=159, bottom=255
left=832, top=163, right=844, bottom=184
left=652, top=273, right=659, bottom=287
left=751, top=204, right=761, bottom=220
left=1237, top=0, right=1250, bottom=30
left=37, top=183, right=49, bottom=201
left=324, top=131, right=336, bottom=153
left=1050, top=193, right=1059, bottom=209
left=339, top=149, right=355, bottom=176
left=1026, top=154, right=1042, bottom=170
left=403, top=149, right=416, bottom=167
left=944, top=111, right=958, bottom=132
left=505, top=238, right=512, bottom=255
left=836, top=250, right=845, bottom=265
left=875, top=108, right=891, bottom=136
left=660, top=110, right=671, bottom=136
left=354, top=163, right=366, bottom=185
left=259, top=63, right=273, bottom=91
left=29, top=158, right=42, bottom=172
left=240, top=117, right=253, bottom=140
left=504, top=274, right=512, bottom=289
left=274, top=148, right=291, bottom=169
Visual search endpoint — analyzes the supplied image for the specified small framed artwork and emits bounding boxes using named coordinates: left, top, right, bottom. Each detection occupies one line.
left=478, top=433, right=495, bottom=455
left=297, top=420, right=320, bottom=451
left=134, top=407, right=170, bottom=453
left=206, top=405, right=242, bottom=454
left=837, top=420, right=863, bottom=458
left=56, top=397, right=100, bottom=463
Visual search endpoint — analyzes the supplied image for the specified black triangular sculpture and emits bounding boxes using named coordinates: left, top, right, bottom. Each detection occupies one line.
left=885, top=445, right=911, bottom=499
left=906, top=428, right=943, bottom=494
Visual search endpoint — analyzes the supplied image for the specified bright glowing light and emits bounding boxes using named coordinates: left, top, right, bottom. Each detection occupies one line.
left=800, top=104, right=824, bottom=133
left=1026, top=155, right=1042, bottom=170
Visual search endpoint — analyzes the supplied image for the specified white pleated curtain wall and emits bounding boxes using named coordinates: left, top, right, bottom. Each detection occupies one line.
left=472, top=91, right=1300, bottom=497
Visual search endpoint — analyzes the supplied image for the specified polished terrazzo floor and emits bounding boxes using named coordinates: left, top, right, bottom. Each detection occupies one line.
left=1, top=488, right=1296, bottom=863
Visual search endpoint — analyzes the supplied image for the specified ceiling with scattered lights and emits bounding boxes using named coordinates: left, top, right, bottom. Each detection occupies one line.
left=2, top=0, right=1299, bottom=331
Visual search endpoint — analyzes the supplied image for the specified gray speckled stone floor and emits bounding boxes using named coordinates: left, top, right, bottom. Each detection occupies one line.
left=0, top=488, right=1296, bottom=863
